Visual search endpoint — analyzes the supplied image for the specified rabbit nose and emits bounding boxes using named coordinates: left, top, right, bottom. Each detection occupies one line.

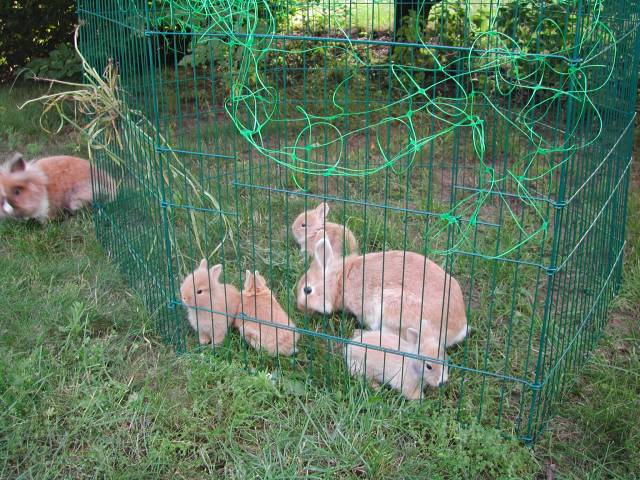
left=303, top=286, right=312, bottom=295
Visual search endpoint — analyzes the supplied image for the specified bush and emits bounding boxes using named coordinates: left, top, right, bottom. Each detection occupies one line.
left=25, top=43, right=82, bottom=81
left=0, top=0, right=76, bottom=83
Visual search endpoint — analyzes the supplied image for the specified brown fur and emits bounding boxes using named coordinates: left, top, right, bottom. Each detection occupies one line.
left=180, top=260, right=241, bottom=345
left=238, top=270, right=299, bottom=356
left=346, top=326, right=448, bottom=398
left=292, top=202, right=358, bottom=256
left=296, top=234, right=468, bottom=348
left=0, top=154, right=116, bottom=222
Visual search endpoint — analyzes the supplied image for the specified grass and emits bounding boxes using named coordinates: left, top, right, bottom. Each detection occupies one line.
left=0, top=83, right=86, bottom=158
left=289, top=0, right=394, bottom=33
left=2, top=77, right=640, bottom=478
left=94, top=105, right=563, bottom=440
left=107, top=58, right=612, bottom=443
left=0, top=217, right=538, bottom=477
left=536, top=179, right=640, bottom=478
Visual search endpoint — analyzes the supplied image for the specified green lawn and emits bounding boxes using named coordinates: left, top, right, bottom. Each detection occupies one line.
left=289, top=0, right=394, bottom=33
left=1, top=83, right=639, bottom=478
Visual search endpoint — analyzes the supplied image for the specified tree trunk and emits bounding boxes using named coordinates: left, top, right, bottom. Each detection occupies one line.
left=394, top=0, right=442, bottom=36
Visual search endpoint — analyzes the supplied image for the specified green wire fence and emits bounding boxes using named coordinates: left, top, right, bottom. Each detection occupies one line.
left=77, top=0, right=640, bottom=442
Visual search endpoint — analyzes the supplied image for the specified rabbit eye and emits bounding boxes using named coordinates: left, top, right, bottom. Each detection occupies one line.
left=301, top=222, right=306, bottom=227
left=196, top=289, right=203, bottom=295
left=426, top=364, right=433, bottom=370
left=303, top=286, right=312, bottom=295
left=13, top=187, right=22, bottom=196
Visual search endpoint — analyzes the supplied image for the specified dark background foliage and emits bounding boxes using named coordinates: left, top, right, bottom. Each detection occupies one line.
left=0, top=0, right=76, bottom=82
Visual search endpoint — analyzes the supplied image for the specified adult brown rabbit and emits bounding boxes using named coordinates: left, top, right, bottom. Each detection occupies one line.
left=296, top=233, right=468, bottom=348
left=0, top=153, right=115, bottom=222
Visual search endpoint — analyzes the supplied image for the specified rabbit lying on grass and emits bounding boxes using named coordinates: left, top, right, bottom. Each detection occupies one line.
left=0, top=153, right=115, bottom=222
left=180, top=263, right=298, bottom=355
left=180, top=260, right=240, bottom=346
left=296, top=233, right=468, bottom=348
left=237, top=270, right=299, bottom=356
left=346, top=324, right=448, bottom=399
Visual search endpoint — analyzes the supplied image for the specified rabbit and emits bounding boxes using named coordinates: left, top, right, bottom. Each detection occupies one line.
left=346, top=325, right=448, bottom=399
left=291, top=202, right=358, bottom=256
left=296, top=233, right=468, bottom=348
left=0, top=153, right=116, bottom=222
left=237, top=270, right=299, bottom=356
left=371, top=287, right=466, bottom=348
left=180, top=259, right=241, bottom=345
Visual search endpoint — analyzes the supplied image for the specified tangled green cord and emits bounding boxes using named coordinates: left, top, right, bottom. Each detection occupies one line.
left=156, top=0, right=616, bottom=259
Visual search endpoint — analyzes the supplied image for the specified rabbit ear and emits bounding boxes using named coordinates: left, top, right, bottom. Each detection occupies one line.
left=315, top=202, right=329, bottom=221
left=208, top=264, right=222, bottom=282
left=8, top=153, right=25, bottom=173
left=198, top=258, right=208, bottom=270
left=243, top=270, right=254, bottom=291
left=244, top=270, right=267, bottom=291
left=253, top=271, right=268, bottom=290
left=313, top=235, right=333, bottom=269
left=406, top=328, right=420, bottom=346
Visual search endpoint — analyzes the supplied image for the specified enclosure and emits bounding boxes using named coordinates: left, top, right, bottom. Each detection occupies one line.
left=77, top=0, right=640, bottom=442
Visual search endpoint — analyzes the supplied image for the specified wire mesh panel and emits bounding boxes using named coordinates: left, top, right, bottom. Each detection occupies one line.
left=77, top=0, right=640, bottom=442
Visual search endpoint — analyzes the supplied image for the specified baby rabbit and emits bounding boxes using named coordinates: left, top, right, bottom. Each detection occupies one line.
left=237, top=270, right=299, bottom=356
left=180, top=259, right=240, bottom=345
left=296, top=234, right=468, bottom=348
left=291, top=202, right=358, bottom=256
left=0, top=153, right=115, bottom=222
left=346, top=325, right=448, bottom=400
